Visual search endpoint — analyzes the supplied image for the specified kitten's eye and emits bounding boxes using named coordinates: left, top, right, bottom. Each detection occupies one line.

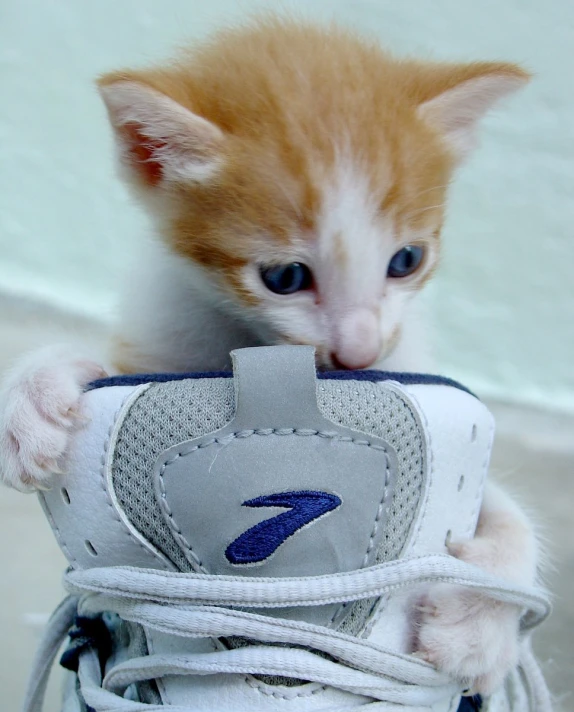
left=387, top=245, right=425, bottom=278
left=259, top=263, right=313, bottom=295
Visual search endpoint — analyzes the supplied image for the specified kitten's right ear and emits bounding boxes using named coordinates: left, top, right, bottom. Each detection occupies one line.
left=413, top=63, right=530, bottom=163
left=97, top=77, right=224, bottom=188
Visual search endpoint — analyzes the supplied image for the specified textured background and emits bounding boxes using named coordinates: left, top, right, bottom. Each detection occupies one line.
left=0, top=0, right=572, bottom=411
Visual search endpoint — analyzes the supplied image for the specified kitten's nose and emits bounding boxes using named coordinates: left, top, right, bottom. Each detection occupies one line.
left=332, top=309, right=381, bottom=370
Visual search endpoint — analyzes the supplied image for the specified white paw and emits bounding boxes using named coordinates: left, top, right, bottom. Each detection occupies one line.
left=0, top=346, right=107, bottom=492
left=414, top=538, right=522, bottom=695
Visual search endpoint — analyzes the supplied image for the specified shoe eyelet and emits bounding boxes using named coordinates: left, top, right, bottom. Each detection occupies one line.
left=85, top=540, right=98, bottom=557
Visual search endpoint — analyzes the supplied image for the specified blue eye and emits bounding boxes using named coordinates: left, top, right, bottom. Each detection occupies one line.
left=387, top=245, right=425, bottom=278
left=260, top=263, right=313, bottom=294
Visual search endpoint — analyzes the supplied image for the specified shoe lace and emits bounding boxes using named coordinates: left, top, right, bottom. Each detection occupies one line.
left=22, top=554, right=552, bottom=712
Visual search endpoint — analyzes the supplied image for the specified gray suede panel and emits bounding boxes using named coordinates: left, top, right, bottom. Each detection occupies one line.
left=112, top=360, right=423, bottom=584
left=111, top=348, right=424, bottom=632
left=154, top=347, right=397, bottom=590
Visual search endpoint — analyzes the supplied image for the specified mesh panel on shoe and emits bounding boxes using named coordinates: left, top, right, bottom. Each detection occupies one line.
left=112, top=378, right=424, bottom=584
left=316, top=381, right=423, bottom=565
left=112, top=379, right=235, bottom=571
left=316, top=381, right=424, bottom=636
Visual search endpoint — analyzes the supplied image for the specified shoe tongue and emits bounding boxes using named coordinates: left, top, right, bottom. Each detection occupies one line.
left=154, top=347, right=398, bottom=590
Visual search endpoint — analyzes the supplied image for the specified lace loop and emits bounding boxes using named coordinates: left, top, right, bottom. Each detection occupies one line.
left=102, top=647, right=459, bottom=706
left=65, top=554, right=550, bottom=630
left=79, top=598, right=447, bottom=686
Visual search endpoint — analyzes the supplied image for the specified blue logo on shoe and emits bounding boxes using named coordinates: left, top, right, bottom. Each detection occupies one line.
left=225, top=490, right=342, bottom=564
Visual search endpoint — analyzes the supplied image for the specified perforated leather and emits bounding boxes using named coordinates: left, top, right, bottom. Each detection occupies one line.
left=39, top=384, right=174, bottom=572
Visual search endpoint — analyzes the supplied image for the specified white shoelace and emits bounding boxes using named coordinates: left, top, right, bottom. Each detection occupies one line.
left=22, top=554, right=552, bottom=712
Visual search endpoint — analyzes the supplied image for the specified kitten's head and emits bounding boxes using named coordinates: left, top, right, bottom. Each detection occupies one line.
left=99, top=17, right=528, bottom=369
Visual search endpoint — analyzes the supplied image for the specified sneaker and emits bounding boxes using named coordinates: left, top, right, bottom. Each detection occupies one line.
left=23, top=346, right=551, bottom=711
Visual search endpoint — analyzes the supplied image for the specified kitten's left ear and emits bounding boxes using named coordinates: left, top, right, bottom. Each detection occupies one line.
left=415, top=63, right=530, bottom=162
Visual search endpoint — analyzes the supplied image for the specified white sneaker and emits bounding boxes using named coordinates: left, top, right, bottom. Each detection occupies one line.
left=22, top=346, right=551, bottom=712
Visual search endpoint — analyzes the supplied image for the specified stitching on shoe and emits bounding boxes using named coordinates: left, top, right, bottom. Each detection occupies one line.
left=403, top=387, right=433, bottom=551
left=104, top=383, right=174, bottom=572
left=361, top=460, right=391, bottom=567
left=246, top=675, right=328, bottom=699
left=146, top=626, right=221, bottom=704
left=328, top=450, right=391, bottom=626
left=157, top=429, right=389, bottom=573
left=362, top=384, right=431, bottom=634
left=157, top=469, right=207, bottom=573
left=159, top=428, right=389, bottom=464
left=99, top=398, right=168, bottom=565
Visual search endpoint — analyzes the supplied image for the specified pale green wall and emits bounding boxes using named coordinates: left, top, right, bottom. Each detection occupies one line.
left=1, top=0, right=573, bottom=412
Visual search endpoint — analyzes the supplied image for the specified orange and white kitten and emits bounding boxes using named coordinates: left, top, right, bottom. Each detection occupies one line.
left=0, top=18, right=538, bottom=696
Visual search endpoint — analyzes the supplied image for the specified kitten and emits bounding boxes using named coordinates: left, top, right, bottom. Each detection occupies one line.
left=0, top=17, right=537, bottom=696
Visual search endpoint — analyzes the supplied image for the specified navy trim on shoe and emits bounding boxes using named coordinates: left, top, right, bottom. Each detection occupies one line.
left=457, top=695, right=483, bottom=711
left=226, top=491, right=342, bottom=564
left=60, top=615, right=112, bottom=674
left=88, top=370, right=476, bottom=397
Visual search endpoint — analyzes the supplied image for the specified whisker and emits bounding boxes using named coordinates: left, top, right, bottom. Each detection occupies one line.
left=403, top=203, right=446, bottom=220
left=398, top=184, right=450, bottom=210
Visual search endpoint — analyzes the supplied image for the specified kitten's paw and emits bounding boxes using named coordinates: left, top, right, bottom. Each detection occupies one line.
left=0, top=346, right=107, bottom=492
left=414, top=538, right=521, bottom=695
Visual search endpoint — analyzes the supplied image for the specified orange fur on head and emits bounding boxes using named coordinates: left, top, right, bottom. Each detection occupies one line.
left=98, top=16, right=529, bottom=371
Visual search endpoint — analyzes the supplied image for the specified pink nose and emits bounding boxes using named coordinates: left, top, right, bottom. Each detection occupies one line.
left=332, top=309, right=381, bottom=370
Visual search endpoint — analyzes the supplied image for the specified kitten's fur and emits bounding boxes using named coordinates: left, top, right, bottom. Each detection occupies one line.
left=0, top=17, right=538, bottom=696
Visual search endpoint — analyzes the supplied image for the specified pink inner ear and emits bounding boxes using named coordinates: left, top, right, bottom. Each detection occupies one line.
left=121, top=122, right=167, bottom=186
